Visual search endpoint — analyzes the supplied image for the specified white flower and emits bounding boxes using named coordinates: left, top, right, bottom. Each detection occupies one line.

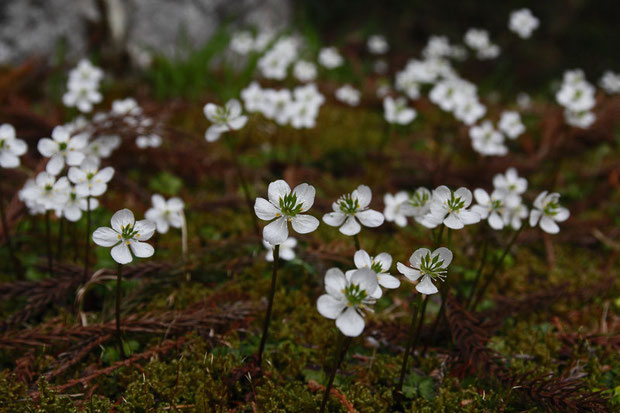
left=397, top=247, right=452, bottom=295
left=19, top=171, right=70, bottom=211
left=263, top=237, right=297, bottom=262
left=92, top=208, right=156, bottom=264
left=37, top=126, right=88, bottom=175
left=318, top=47, right=343, bottom=69
left=145, top=194, right=184, bottom=234
left=254, top=180, right=320, bottom=245
left=316, top=267, right=377, bottom=337
left=68, top=59, right=103, bottom=89
left=504, top=202, right=529, bottom=230
left=0, top=124, right=27, bottom=168
left=203, top=99, right=248, bottom=142
left=335, top=84, right=361, bottom=106
left=509, top=8, right=539, bottom=39
left=493, top=167, right=527, bottom=205
left=346, top=249, right=400, bottom=298
left=401, top=187, right=432, bottom=223
left=564, top=109, right=596, bottom=129
left=262, top=89, right=293, bottom=125
left=67, top=159, right=114, bottom=197
left=241, top=82, right=264, bottom=113
left=383, top=191, right=409, bottom=227
left=136, top=134, right=162, bottom=148
left=529, top=191, right=569, bottom=234
left=421, top=186, right=480, bottom=229
left=85, top=135, right=121, bottom=162
left=454, top=98, right=487, bottom=126
left=230, top=31, right=254, bottom=55
left=464, top=28, right=500, bottom=59
left=383, top=96, right=416, bottom=125
left=367, top=35, right=389, bottom=54
left=293, top=60, right=317, bottom=82
left=498, top=111, right=525, bottom=139
left=58, top=186, right=99, bottom=222
left=323, top=185, right=384, bottom=236
left=599, top=71, right=620, bottom=94
left=471, top=189, right=507, bottom=230
left=469, top=121, right=508, bottom=156
left=112, top=98, right=142, bottom=117
left=257, top=37, right=298, bottom=80
left=63, top=81, right=102, bottom=113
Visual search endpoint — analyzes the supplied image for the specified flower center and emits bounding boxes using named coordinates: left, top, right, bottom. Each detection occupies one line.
left=58, top=142, right=68, bottom=151
left=120, top=224, right=139, bottom=239
left=278, top=193, right=303, bottom=217
left=370, top=261, right=383, bottom=273
left=339, top=195, right=360, bottom=214
left=343, top=283, right=367, bottom=307
left=419, top=253, right=447, bottom=280
left=446, top=193, right=465, bottom=212
left=409, top=190, right=429, bottom=207
left=543, top=200, right=559, bottom=216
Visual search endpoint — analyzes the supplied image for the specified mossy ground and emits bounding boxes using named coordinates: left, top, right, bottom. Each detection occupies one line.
left=0, top=55, right=619, bottom=412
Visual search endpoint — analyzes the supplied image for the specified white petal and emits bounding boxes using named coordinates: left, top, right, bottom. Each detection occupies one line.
left=317, top=294, right=345, bottom=320
left=354, top=185, right=372, bottom=208
left=397, top=262, right=421, bottom=281
left=454, top=187, right=473, bottom=207
left=555, top=208, right=570, bottom=222
left=111, top=209, right=135, bottom=232
left=488, top=212, right=504, bottom=230
left=228, top=115, right=247, bottom=130
left=356, top=209, right=384, bottom=228
left=459, top=210, right=481, bottom=225
left=111, top=242, right=133, bottom=264
left=378, top=273, right=400, bottom=289
left=263, top=216, right=288, bottom=245
left=354, top=250, right=372, bottom=269
left=37, top=138, right=57, bottom=157
left=336, top=307, right=365, bottom=337
left=267, top=180, right=291, bottom=205
left=409, top=248, right=431, bottom=268
left=0, top=152, right=19, bottom=168
left=540, top=216, right=559, bottom=234
left=129, top=239, right=155, bottom=258
left=290, top=214, right=319, bottom=234
left=322, top=211, right=346, bottom=227
left=92, top=227, right=120, bottom=247
left=254, top=197, right=279, bottom=221
left=443, top=213, right=464, bottom=229
left=350, top=268, right=379, bottom=295
left=374, top=252, right=392, bottom=271
left=46, top=155, right=64, bottom=175
left=529, top=209, right=542, bottom=226
left=134, top=219, right=156, bottom=240
left=340, top=215, right=361, bottom=235
left=325, top=267, right=346, bottom=296
left=433, top=247, right=453, bottom=268
left=433, top=185, right=451, bottom=204
left=416, top=275, right=438, bottom=295
left=474, top=188, right=490, bottom=205
left=292, top=183, right=315, bottom=212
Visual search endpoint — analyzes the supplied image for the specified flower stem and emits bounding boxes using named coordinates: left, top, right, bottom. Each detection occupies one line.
left=0, top=184, right=22, bottom=279
left=353, top=233, right=361, bottom=250
left=434, top=225, right=445, bottom=248
left=257, top=244, right=280, bottom=365
left=471, top=225, right=523, bottom=309
left=466, top=229, right=489, bottom=309
left=45, top=210, right=53, bottom=276
left=56, top=217, right=64, bottom=261
left=396, top=293, right=422, bottom=393
left=319, top=334, right=353, bottom=413
left=421, top=282, right=447, bottom=357
left=116, top=262, right=126, bottom=359
left=83, top=196, right=91, bottom=282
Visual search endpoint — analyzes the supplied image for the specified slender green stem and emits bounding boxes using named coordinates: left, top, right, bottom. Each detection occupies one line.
left=471, top=225, right=523, bottom=309
left=409, top=296, right=428, bottom=365
left=353, top=233, right=361, bottom=250
left=434, top=225, right=445, bottom=248
left=116, top=262, right=126, bottom=359
left=466, top=229, right=489, bottom=309
left=257, top=244, right=280, bottom=364
left=83, top=196, right=91, bottom=281
left=45, top=210, right=53, bottom=276
left=396, top=294, right=422, bottom=392
left=56, top=217, right=64, bottom=261
left=319, top=334, right=353, bottom=413
left=0, top=185, right=22, bottom=279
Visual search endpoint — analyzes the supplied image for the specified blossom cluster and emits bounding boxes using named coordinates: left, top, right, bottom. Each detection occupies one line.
left=556, top=69, right=597, bottom=128
left=62, top=59, right=103, bottom=113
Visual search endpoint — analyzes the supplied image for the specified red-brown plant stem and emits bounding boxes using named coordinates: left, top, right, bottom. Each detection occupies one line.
left=116, top=262, right=126, bottom=359
left=257, top=244, right=279, bottom=365
left=0, top=185, right=22, bottom=279
left=396, top=293, right=422, bottom=393
left=83, top=196, right=91, bottom=281
left=319, top=334, right=352, bottom=413
left=45, top=210, right=53, bottom=276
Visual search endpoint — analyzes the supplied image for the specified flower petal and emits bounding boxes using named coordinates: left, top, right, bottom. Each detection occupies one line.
left=443, top=213, right=464, bottom=229
left=354, top=249, right=372, bottom=269
left=290, top=214, right=319, bottom=234
left=111, top=209, right=135, bottom=232
left=267, top=180, right=291, bottom=205
left=323, top=211, right=346, bottom=227
left=540, top=216, right=559, bottom=234
left=353, top=185, right=372, bottom=208
left=350, top=268, right=378, bottom=295
left=398, top=262, right=421, bottom=281
left=336, top=307, right=365, bottom=337
left=325, top=267, right=346, bottom=296
left=416, top=275, right=438, bottom=295
left=263, top=216, right=288, bottom=245
left=374, top=252, right=392, bottom=271
left=317, top=294, right=345, bottom=320
left=340, top=215, right=361, bottom=235
left=111, top=242, right=132, bottom=264
left=409, top=248, right=431, bottom=268
left=134, top=219, right=156, bottom=241
left=292, top=183, right=315, bottom=212
left=129, top=239, right=155, bottom=258
left=254, top=197, right=279, bottom=221
left=92, top=227, right=120, bottom=247
left=433, top=247, right=453, bottom=268
left=356, top=209, right=384, bottom=228
left=378, top=273, right=400, bottom=289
